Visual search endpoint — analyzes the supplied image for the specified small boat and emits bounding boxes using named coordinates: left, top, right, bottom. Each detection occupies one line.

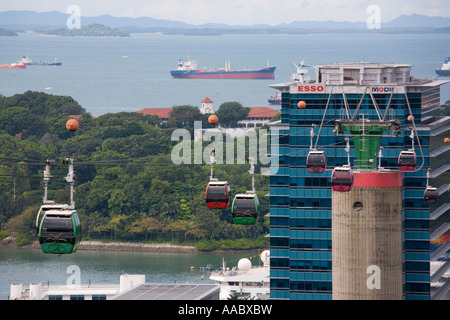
left=436, top=56, right=450, bottom=77
left=268, top=92, right=281, bottom=105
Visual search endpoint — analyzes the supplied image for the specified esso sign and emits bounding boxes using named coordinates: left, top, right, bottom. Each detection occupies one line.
left=297, top=85, right=325, bottom=92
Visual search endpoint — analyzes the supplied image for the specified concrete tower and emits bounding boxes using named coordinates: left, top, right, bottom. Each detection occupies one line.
left=332, top=172, right=403, bottom=299
left=331, top=119, right=404, bottom=300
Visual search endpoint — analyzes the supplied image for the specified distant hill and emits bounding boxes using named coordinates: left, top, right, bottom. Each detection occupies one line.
left=0, top=10, right=191, bottom=29
left=0, top=27, right=17, bottom=36
left=45, top=23, right=130, bottom=37
left=0, top=10, right=449, bottom=33
left=385, top=14, right=450, bottom=28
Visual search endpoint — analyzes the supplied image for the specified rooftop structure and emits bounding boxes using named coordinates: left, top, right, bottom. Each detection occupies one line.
left=10, top=274, right=219, bottom=300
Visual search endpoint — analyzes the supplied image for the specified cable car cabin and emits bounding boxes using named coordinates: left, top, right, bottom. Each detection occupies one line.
left=205, top=180, right=231, bottom=209
left=231, top=193, right=260, bottom=225
left=398, top=150, right=417, bottom=171
left=331, top=167, right=353, bottom=192
left=38, top=209, right=82, bottom=254
left=306, top=151, right=327, bottom=173
left=424, top=187, right=439, bottom=204
left=35, top=203, right=72, bottom=235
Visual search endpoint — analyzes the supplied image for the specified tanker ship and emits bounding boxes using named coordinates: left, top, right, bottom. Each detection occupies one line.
left=171, top=57, right=275, bottom=79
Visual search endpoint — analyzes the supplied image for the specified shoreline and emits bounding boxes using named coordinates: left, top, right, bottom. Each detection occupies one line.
left=0, top=237, right=263, bottom=254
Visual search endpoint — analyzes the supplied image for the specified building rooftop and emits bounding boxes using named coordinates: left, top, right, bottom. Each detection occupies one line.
left=201, top=97, right=214, bottom=103
left=112, top=283, right=220, bottom=300
left=247, top=107, right=280, bottom=118
left=137, top=107, right=173, bottom=119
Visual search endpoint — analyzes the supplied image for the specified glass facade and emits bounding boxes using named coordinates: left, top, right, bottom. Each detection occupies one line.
left=269, top=78, right=450, bottom=300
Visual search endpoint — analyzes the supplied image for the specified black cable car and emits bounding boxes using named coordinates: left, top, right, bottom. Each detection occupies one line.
left=398, top=150, right=416, bottom=171
left=331, top=166, right=353, bottom=192
left=38, top=209, right=82, bottom=254
left=231, top=193, right=259, bottom=225
left=424, top=187, right=439, bottom=204
left=307, top=150, right=327, bottom=173
left=205, top=180, right=231, bottom=209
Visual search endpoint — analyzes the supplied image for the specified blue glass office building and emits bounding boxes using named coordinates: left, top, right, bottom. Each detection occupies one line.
left=269, top=63, right=450, bottom=300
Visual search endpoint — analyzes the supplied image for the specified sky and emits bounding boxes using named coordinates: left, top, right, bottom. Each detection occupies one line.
left=1, top=0, right=449, bottom=26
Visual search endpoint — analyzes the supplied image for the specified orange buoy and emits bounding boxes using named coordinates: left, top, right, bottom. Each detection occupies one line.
left=444, top=137, right=450, bottom=144
left=407, top=115, right=414, bottom=121
left=297, top=101, right=306, bottom=109
left=208, top=115, right=218, bottom=125
left=66, top=119, right=79, bottom=132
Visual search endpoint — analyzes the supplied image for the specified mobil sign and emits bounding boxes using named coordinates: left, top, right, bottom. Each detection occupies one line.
left=371, top=86, right=394, bottom=93
left=297, top=85, right=325, bottom=93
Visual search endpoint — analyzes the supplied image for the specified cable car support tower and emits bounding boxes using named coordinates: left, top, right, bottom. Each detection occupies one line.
left=317, top=87, right=422, bottom=300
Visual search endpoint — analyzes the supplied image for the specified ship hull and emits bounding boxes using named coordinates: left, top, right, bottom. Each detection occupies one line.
left=436, top=69, right=450, bottom=77
left=0, top=64, right=26, bottom=69
left=171, top=67, right=275, bottom=79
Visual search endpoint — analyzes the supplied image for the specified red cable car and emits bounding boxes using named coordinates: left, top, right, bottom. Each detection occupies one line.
left=424, top=186, right=439, bottom=204
left=398, top=150, right=416, bottom=171
left=205, top=180, right=231, bottom=209
left=331, top=166, right=353, bottom=192
left=307, top=150, right=327, bottom=173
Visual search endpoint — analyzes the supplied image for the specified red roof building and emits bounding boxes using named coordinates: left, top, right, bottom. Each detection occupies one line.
left=239, top=107, right=280, bottom=128
left=201, top=97, right=214, bottom=104
left=136, top=108, right=173, bottom=121
left=135, top=106, right=279, bottom=128
left=247, top=107, right=280, bottom=118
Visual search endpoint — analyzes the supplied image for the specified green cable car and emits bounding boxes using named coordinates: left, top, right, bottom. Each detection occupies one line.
left=231, top=193, right=260, bottom=225
left=36, top=157, right=81, bottom=254
left=38, top=209, right=82, bottom=254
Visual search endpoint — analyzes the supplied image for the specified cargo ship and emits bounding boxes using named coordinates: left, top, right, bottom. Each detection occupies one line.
left=436, top=56, right=450, bottom=77
left=0, top=62, right=26, bottom=69
left=20, top=56, right=62, bottom=66
left=171, top=57, right=275, bottom=79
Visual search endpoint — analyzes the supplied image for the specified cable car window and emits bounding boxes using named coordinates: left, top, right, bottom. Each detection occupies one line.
left=234, top=198, right=255, bottom=210
left=207, top=186, right=227, bottom=196
left=333, top=171, right=350, bottom=180
left=42, top=216, right=73, bottom=232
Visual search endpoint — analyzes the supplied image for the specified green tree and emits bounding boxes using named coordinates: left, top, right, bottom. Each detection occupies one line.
left=127, top=217, right=163, bottom=240
left=214, top=102, right=250, bottom=128
left=441, top=100, right=450, bottom=116
left=168, top=105, right=203, bottom=127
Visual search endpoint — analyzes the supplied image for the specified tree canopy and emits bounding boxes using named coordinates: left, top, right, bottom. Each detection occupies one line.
left=214, top=102, right=250, bottom=128
left=0, top=91, right=269, bottom=250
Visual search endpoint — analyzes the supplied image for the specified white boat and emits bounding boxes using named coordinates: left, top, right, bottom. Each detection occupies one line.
left=209, top=250, right=270, bottom=300
left=436, top=56, right=450, bottom=77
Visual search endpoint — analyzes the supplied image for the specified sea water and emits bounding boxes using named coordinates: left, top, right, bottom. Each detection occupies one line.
left=0, top=247, right=261, bottom=300
left=0, top=32, right=449, bottom=117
